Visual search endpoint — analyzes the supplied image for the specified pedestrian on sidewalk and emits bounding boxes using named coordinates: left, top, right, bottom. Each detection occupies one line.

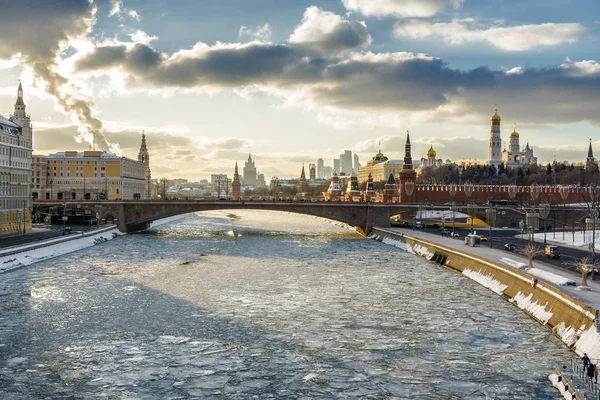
left=587, top=363, right=595, bottom=385
left=583, top=353, right=591, bottom=373
left=594, top=363, right=598, bottom=384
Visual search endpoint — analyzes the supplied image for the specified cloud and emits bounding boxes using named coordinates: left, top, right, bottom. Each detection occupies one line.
left=393, top=20, right=585, bottom=51
left=0, top=0, right=94, bottom=61
left=341, top=0, right=463, bottom=18
left=239, top=24, right=273, bottom=41
left=289, top=7, right=371, bottom=54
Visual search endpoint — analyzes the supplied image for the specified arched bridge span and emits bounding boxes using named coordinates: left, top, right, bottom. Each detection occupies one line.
left=37, top=201, right=424, bottom=236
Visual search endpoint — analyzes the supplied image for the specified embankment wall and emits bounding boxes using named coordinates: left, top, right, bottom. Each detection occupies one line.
left=372, top=228, right=599, bottom=355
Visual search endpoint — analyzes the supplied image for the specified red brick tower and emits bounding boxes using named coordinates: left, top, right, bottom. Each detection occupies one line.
left=399, top=130, right=417, bottom=203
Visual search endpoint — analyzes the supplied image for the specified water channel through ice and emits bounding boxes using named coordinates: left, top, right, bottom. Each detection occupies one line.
left=0, top=210, right=573, bottom=399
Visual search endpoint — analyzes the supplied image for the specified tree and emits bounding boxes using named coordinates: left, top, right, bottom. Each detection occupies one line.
left=576, top=257, right=592, bottom=287
left=546, top=163, right=552, bottom=175
left=521, top=243, right=543, bottom=269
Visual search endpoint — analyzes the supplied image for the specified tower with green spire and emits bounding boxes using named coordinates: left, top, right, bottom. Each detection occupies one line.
left=588, top=139, right=595, bottom=162
left=399, top=130, right=417, bottom=203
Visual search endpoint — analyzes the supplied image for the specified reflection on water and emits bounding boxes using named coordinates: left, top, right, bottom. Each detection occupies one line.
left=0, top=210, right=570, bottom=399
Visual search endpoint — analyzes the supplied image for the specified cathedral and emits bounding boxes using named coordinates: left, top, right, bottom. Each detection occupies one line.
left=488, top=106, right=537, bottom=169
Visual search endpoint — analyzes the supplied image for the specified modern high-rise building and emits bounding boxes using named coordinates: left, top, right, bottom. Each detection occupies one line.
left=353, top=153, right=361, bottom=173
left=316, top=158, right=324, bottom=179
left=0, top=83, right=33, bottom=236
left=333, top=159, right=340, bottom=175
left=243, top=153, right=257, bottom=186
left=340, top=150, right=353, bottom=175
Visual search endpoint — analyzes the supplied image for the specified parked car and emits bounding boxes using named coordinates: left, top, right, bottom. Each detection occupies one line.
left=440, top=228, right=451, bottom=236
left=504, top=243, right=515, bottom=251
left=479, top=236, right=488, bottom=242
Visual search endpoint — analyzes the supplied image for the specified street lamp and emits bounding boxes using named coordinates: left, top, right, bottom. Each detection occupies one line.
left=591, top=207, right=599, bottom=265
left=559, top=186, right=569, bottom=241
left=486, top=207, right=496, bottom=248
left=464, top=182, right=474, bottom=232
left=539, top=203, right=551, bottom=244
left=449, top=184, right=457, bottom=238
left=62, top=203, right=67, bottom=235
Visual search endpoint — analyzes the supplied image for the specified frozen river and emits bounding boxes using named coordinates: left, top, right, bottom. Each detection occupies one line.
left=0, top=210, right=572, bottom=399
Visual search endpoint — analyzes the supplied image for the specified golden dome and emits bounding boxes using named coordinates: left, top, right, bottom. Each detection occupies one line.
left=491, top=105, right=501, bottom=125
left=427, top=144, right=436, bottom=158
left=510, top=123, right=519, bottom=138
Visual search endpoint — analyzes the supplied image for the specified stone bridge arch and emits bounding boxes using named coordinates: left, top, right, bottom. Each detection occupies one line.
left=94, top=201, right=412, bottom=236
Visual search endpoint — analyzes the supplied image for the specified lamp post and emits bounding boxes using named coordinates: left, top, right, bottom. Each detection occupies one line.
left=62, top=203, right=67, bottom=235
left=449, top=184, right=457, bottom=237
left=591, top=207, right=599, bottom=265
left=559, top=186, right=569, bottom=240
left=418, top=202, right=425, bottom=230
left=486, top=207, right=496, bottom=248
left=539, top=203, right=551, bottom=244
left=464, top=182, right=474, bottom=233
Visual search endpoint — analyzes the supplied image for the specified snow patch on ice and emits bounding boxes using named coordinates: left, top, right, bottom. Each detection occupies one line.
left=511, top=292, right=553, bottom=325
left=462, top=269, right=508, bottom=295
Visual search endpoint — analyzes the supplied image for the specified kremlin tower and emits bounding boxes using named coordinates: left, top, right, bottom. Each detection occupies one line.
left=232, top=162, right=241, bottom=200
left=489, top=105, right=502, bottom=168
left=398, top=130, right=417, bottom=203
left=325, top=172, right=342, bottom=201
left=297, top=164, right=309, bottom=193
left=365, top=173, right=376, bottom=202
left=345, top=171, right=361, bottom=201
left=383, top=173, right=397, bottom=203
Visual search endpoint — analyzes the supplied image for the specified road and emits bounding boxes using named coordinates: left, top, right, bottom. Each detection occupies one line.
left=393, top=223, right=597, bottom=273
left=0, top=225, right=96, bottom=250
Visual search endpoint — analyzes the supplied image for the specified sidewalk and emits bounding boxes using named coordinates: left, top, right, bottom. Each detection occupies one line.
left=380, top=227, right=600, bottom=310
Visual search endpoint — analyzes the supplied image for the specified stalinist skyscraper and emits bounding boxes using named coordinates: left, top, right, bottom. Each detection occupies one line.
left=488, top=106, right=502, bottom=168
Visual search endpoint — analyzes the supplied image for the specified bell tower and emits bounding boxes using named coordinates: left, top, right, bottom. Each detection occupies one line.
left=489, top=105, right=502, bottom=168
left=138, top=131, right=150, bottom=165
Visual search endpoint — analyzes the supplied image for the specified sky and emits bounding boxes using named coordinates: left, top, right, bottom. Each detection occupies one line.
left=0, top=0, right=599, bottom=180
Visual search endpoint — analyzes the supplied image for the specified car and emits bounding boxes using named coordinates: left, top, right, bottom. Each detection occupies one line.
left=64, top=226, right=72, bottom=234
left=479, top=236, right=488, bottom=242
left=440, top=228, right=451, bottom=236
left=504, top=243, right=515, bottom=251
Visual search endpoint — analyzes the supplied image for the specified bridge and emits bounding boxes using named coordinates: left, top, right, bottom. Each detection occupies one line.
left=32, top=200, right=593, bottom=236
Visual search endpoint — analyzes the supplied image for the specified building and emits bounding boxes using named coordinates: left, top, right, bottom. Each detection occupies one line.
left=309, top=163, right=316, bottom=180
left=0, top=83, right=33, bottom=236
left=488, top=106, right=502, bottom=168
left=324, top=172, right=342, bottom=200
left=333, top=158, right=340, bottom=175
left=353, top=153, right=361, bottom=173
left=256, top=173, right=266, bottom=188
left=419, top=144, right=443, bottom=168
left=357, top=143, right=404, bottom=184
left=501, top=124, right=537, bottom=168
left=243, top=153, right=257, bottom=186
left=345, top=171, right=361, bottom=201
left=33, top=135, right=151, bottom=201
left=340, top=150, right=353, bottom=175
left=297, top=164, right=309, bottom=193
left=137, top=132, right=151, bottom=198
left=232, top=162, right=241, bottom=200
left=398, top=130, right=417, bottom=203
left=316, top=158, right=324, bottom=179
left=586, top=139, right=596, bottom=169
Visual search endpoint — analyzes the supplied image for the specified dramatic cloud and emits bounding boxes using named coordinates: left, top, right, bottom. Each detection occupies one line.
left=289, top=7, right=371, bottom=54
left=394, top=20, right=585, bottom=51
left=342, top=0, right=463, bottom=18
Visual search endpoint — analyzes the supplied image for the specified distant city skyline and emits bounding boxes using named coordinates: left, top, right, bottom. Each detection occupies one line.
left=0, top=0, right=599, bottom=180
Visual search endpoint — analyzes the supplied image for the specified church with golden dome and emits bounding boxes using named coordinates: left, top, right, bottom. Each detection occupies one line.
left=420, top=144, right=443, bottom=168
left=488, top=106, right=537, bottom=169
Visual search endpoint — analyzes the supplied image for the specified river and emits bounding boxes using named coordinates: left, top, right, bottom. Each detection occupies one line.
left=0, top=210, right=571, bottom=399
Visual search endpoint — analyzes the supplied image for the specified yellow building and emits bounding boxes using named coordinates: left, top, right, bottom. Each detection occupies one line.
left=358, top=145, right=404, bottom=184
left=33, top=135, right=151, bottom=201
left=0, top=83, right=33, bottom=236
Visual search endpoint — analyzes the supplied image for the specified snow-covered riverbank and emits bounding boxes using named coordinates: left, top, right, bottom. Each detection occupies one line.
left=0, top=213, right=193, bottom=274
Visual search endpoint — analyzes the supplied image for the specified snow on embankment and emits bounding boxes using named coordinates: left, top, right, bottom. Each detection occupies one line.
left=150, top=213, right=190, bottom=229
left=0, top=227, right=120, bottom=273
